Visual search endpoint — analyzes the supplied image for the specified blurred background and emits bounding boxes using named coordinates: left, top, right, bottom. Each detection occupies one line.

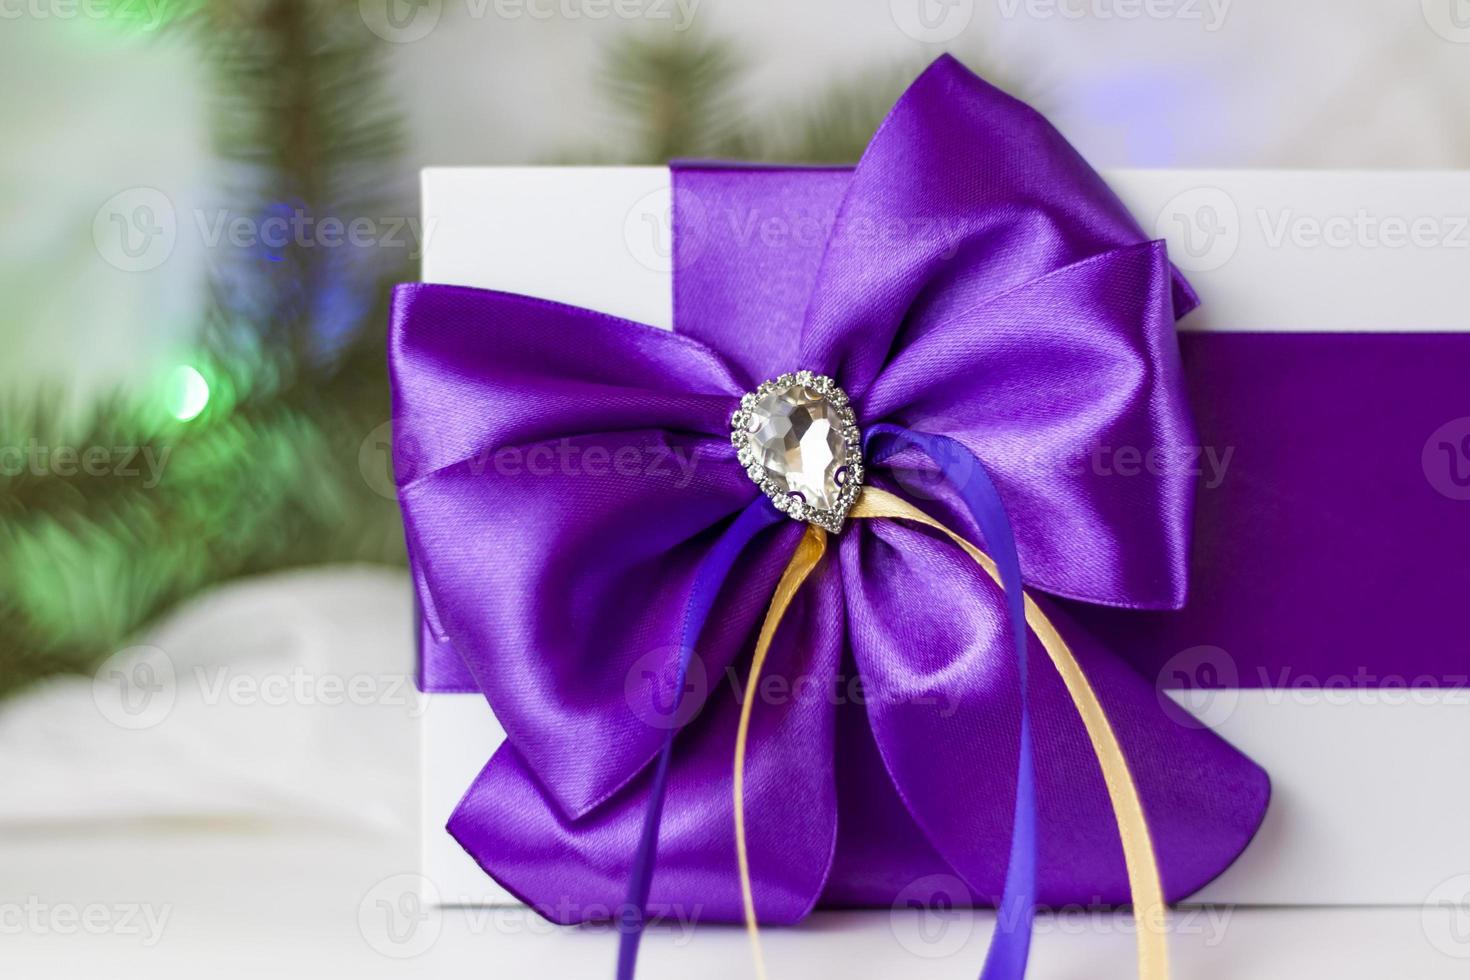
left=6, top=0, right=1470, bottom=701
left=2, top=1, right=1469, bottom=974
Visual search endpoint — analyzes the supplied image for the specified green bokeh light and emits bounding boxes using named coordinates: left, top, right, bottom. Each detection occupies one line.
left=166, top=365, right=210, bottom=421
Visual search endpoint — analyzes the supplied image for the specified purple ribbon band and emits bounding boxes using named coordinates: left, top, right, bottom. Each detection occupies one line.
left=416, top=330, right=1470, bottom=697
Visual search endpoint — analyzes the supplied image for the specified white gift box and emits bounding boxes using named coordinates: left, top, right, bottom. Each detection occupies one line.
left=416, top=166, right=1470, bottom=910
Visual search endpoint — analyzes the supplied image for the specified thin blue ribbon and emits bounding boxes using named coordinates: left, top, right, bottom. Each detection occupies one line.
left=866, top=424, right=1037, bottom=980
left=616, top=498, right=784, bottom=980
left=618, top=427, right=1035, bottom=980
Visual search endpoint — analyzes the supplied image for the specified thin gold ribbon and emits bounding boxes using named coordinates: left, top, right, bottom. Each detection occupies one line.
left=732, top=486, right=1169, bottom=980
left=732, top=522, right=827, bottom=980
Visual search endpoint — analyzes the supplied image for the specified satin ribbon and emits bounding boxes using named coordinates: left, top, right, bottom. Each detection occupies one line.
left=621, top=429, right=1169, bottom=980
left=615, top=500, right=785, bottom=980
left=865, top=425, right=1038, bottom=980
left=733, top=523, right=827, bottom=980
left=625, top=422, right=1045, bottom=980
left=734, top=486, right=1169, bottom=980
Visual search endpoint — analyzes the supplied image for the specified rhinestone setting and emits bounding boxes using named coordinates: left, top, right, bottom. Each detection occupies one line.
left=730, top=371, right=864, bottom=533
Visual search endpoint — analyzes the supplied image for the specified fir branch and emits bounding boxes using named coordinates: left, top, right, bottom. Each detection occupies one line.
left=562, top=35, right=1043, bottom=167
left=556, top=32, right=750, bottom=164
left=1, top=0, right=410, bottom=698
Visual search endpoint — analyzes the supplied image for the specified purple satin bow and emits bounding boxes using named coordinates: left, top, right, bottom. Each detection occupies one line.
left=390, top=52, right=1269, bottom=958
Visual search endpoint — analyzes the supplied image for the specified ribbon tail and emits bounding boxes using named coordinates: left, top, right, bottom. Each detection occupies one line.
left=616, top=498, right=786, bottom=980
left=732, top=524, right=828, bottom=980
left=858, top=452, right=1164, bottom=980
left=730, top=428, right=1039, bottom=980
left=865, top=425, right=1036, bottom=980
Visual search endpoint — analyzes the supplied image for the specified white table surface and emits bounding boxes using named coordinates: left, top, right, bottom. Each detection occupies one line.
left=5, top=568, right=1468, bottom=979
left=4, top=827, right=1468, bottom=979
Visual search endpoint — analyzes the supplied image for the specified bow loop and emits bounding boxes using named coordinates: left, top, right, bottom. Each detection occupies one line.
left=392, top=283, right=800, bottom=818
left=861, top=241, right=1197, bottom=609
left=839, top=516, right=1267, bottom=903
left=798, top=56, right=1193, bottom=396
left=777, top=56, right=1200, bottom=608
left=392, top=56, right=1270, bottom=956
left=448, top=553, right=844, bottom=925
left=390, top=284, right=745, bottom=487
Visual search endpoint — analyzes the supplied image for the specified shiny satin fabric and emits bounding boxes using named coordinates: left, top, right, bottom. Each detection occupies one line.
left=844, top=483, right=1170, bottom=979
left=390, top=55, right=1269, bottom=924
